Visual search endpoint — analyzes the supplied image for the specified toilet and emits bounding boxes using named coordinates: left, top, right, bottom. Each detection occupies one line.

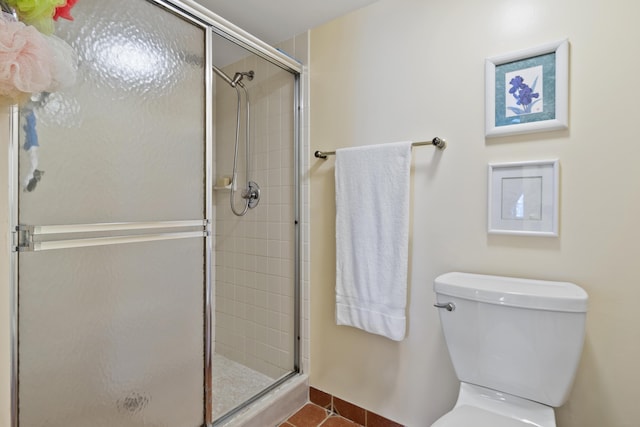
left=432, top=272, right=588, bottom=427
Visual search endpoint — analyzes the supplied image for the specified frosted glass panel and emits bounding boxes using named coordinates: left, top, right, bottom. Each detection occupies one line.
left=18, top=239, right=205, bottom=427
left=17, top=0, right=205, bottom=225
left=16, top=0, right=208, bottom=426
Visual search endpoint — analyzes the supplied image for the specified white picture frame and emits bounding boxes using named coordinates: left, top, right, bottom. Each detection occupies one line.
left=485, top=39, right=569, bottom=138
left=488, top=160, right=559, bottom=237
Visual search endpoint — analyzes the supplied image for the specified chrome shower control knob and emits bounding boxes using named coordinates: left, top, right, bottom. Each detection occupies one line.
left=245, top=181, right=260, bottom=209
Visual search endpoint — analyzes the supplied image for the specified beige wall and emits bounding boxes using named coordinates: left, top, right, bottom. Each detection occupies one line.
left=309, top=0, right=640, bottom=426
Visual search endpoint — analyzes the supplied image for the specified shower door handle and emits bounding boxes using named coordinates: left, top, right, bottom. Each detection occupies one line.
left=15, top=220, right=208, bottom=252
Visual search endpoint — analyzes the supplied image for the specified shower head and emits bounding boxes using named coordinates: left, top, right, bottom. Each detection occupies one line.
left=212, top=65, right=254, bottom=88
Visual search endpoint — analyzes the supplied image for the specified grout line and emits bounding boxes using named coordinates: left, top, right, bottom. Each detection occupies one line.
left=309, top=387, right=402, bottom=427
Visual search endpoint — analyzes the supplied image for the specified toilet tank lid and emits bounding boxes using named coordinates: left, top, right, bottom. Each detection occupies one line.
left=434, top=272, right=588, bottom=312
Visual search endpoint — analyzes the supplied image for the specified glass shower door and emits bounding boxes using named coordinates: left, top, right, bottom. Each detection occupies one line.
left=14, top=1, right=209, bottom=426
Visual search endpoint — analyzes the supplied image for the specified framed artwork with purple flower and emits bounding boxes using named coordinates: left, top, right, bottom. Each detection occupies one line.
left=485, top=39, right=568, bottom=137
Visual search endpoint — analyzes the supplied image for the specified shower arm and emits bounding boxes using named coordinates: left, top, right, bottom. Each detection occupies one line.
left=212, top=64, right=235, bottom=87
left=212, top=65, right=253, bottom=88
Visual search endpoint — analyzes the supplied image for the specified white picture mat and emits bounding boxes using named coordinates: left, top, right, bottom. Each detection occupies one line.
left=488, top=160, right=559, bottom=236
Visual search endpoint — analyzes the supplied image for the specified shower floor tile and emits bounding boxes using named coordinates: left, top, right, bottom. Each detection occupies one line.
left=213, top=353, right=274, bottom=419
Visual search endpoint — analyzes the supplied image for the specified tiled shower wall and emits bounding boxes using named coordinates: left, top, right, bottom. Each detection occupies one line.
left=213, top=34, right=307, bottom=380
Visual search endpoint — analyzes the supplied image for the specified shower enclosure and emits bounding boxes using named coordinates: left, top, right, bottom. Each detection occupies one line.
left=6, top=0, right=301, bottom=426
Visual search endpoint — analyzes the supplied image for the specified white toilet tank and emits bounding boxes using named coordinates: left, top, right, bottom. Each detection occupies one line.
left=434, top=272, right=588, bottom=408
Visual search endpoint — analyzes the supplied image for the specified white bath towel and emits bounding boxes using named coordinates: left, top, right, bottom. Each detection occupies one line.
left=335, top=141, right=412, bottom=341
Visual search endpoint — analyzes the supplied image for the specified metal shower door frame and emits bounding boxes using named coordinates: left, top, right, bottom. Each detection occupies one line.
left=7, top=0, right=303, bottom=426
left=7, top=1, right=213, bottom=425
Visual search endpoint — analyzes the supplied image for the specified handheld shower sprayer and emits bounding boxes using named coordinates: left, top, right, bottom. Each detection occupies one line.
left=212, top=65, right=260, bottom=216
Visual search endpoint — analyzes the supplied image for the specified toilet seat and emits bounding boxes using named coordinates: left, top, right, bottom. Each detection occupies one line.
left=432, top=405, right=540, bottom=427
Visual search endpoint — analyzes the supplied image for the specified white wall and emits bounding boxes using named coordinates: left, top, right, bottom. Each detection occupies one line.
left=309, top=0, right=640, bottom=425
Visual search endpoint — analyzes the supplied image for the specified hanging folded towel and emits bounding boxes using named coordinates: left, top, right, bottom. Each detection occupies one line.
left=334, top=141, right=412, bottom=341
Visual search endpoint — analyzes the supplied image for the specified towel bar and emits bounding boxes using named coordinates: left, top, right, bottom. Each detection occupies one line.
left=314, top=137, right=447, bottom=159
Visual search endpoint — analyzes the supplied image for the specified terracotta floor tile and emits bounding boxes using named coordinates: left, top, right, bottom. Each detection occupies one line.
left=320, top=415, right=362, bottom=427
left=286, top=403, right=330, bottom=427
left=310, top=387, right=332, bottom=409
left=366, top=410, right=404, bottom=427
left=278, top=423, right=296, bottom=427
left=332, top=397, right=366, bottom=425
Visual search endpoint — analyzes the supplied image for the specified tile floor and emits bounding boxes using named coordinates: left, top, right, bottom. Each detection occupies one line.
left=278, top=387, right=404, bottom=427
left=278, top=403, right=362, bottom=427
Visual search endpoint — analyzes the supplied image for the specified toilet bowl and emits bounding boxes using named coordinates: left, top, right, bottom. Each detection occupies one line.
left=432, top=383, right=555, bottom=427
left=432, top=272, right=588, bottom=427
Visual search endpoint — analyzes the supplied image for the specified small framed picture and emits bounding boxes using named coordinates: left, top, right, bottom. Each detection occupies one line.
left=488, top=160, right=559, bottom=237
left=485, top=40, right=568, bottom=137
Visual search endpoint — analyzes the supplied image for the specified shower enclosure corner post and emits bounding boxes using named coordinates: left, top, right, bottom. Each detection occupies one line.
left=204, top=26, right=214, bottom=427
left=8, top=104, right=19, bottom=427
left=293, top=72, right=301, bottom=374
